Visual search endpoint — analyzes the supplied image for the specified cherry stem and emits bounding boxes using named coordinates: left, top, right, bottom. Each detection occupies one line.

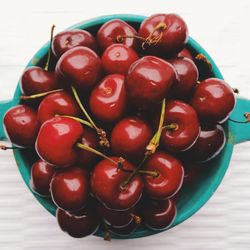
left=20, top=89, right=64, bottom=100
left=232, top=88, right=239, bottom=94
left=229, top=112, right=250, bottom=124
left=44, top=24, right=56, bottom=71
left=138, top=170, right=159, bottom=178
left=130, top=214, right=141, bottom=225
left=116, top=34, right=146, bottom=43
left=162, top=123, right=178, bottom=131
left=58, top=115, right=93, bottom=129
left=0, top=145, right=18, bottom=150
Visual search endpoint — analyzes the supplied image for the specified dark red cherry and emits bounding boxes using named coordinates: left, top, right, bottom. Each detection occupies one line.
left=52, top=29, right=98, bottom=58
left=126, top=56, right=177, bottom=108
left=51, top=167, right=88, bottom=211
left=111, top=117, right=152, bottom=161
left=89, top=74, right=127, bottom=123
left=20, top=66, right=59, bottom=96
left=97, top=19, right=138, bottom=51
left=178, top=48, right=194, bottom=61
left=182, top=125, right=226, bottom=163
left=143, top=151, right=184, bottom=199
left=142, top=199, right=176, bottom=230
left=168, top=57, right=198, bottom=99
left=91, top=157, right=143, bottom=211
left=102, top=44, right=139, bottom=75
left=3, top=105, right=40, bottom=148
left=161, top=100, right=200, bottom=152
left=139, top=14, right=188, bottom=57
left=30, top=160, right=56, bottom=197
left=37, top=90, right=80, bottom=124
left=182, top=163, right=202, bottom=186
left=190, top=78, right=235, bottom=124
left=57, top=204, right=100, bottom=238
left=35, top=116, right=83, bottom=167
left=55, top=47, right=102, bottom=92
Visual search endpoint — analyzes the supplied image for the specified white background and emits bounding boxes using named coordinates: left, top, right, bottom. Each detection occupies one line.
left=1, top=0, right=250, bottom=249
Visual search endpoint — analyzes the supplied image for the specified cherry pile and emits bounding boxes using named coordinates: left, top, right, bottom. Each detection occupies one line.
left=1, top=13, right=238, bottom=239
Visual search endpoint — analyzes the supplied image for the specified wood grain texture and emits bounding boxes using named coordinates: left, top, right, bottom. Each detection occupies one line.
left=0, top=0, right=250, bottom=249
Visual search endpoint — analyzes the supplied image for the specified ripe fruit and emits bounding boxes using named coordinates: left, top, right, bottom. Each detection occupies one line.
left=178, top=48, right=194, bottom=61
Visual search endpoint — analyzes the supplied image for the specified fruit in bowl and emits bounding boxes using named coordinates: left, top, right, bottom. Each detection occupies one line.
left=0, top=14, right=250, bottom=240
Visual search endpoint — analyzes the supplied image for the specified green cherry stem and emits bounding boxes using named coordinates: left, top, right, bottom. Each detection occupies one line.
left=20, top=88, right=64, bottom=100
left=58, top=115, right=93, bottom=128
left=44, top=24, right=56, bottom=71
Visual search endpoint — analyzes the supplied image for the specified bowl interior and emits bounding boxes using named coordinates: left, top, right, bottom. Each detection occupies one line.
left=11, top=14, right=234, bottom=239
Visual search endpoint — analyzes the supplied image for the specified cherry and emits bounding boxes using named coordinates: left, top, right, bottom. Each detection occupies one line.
left=89, top=74, right=127, bottom=123
left=143, top=151, right=184, bottom=199
left=161, top=100, right=200, bottom=152
left=111, top=117, right=152, bottom=161
left=56, top=204, right=100, bottom=238
left=97, top=19, right=138, bottom=51
left=178, top=48, right=194, bottom=61
left=3, top=104, right=40, bottom=148
left=182, top=125, right=226, bottom=163
left=91, top=157, right=143, bottom=211
left=168, top=57, right=199, bottom=99
left=52, top=29, right=98, bottom=58
left=37, top=90, right=80, bottom=124
left=126, top=56, right=177, bottom=108
left=138, top=14, right=188, bottom=57
left=182, top=163, right=202, bottom=186
left=30, top=160, right=56, bottom=197
left=55, top=47, right=102, bottom=92
left=78, top=127, right=99, bottom=166
left=142, top=199, right=176, bottom=230
left=190, top=78, right=235, bottom=124
left=102, top=44, right=139, bottom=75
left=51, top=167, right=88, bottom=211
left=35, top=116, right=83, bottom=167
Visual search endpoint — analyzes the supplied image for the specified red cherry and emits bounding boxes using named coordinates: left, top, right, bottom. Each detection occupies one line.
left=20, top=66, right=59, bottom=96
left=178, top=48, right=194, bottom=61
left=52, top=29, right=98, bottom=58
left=51, top=167, right=88, bottom=211
left=89, top=74, right=127, bottom=123
left=142, top=199, right=176, bottom=230
left=57, top=204, right=99, bottom=238
left=126, top=56, right=177, bottom=107
left=182, top=125, right=226, bottom=163
left=102, top=44, right=139, bottom=75
left=35, top=117, right=83, bottom=167
left=30, top=160, right=56, bottom=197
left=97, top=19, right=138, bottom=51
left=55, top=47, right=102, bottom=92
left=143, top=151, right=184, bottom=199
left=37, top=91, right=80, bottom=124
left=190, top=78, right=236, bottom=124
left=168, top=57, right=199, bottom=99
left=111, top=117, right=152, bottom=161
left=161, top=100, right=200, bottom=152
left=138, top=14, right=188, bottom=57
left=3, top=105, right=40, bottom=148
left=91, top=157, right=143, bottom=211
left=182, top=163, right=202, bottom=186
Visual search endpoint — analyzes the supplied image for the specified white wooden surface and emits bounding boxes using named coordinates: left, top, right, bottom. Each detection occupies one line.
left=1, top=0, right=250, bottom=249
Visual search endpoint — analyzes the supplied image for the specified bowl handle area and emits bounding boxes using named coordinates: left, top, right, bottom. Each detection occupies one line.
left=229, top=97, right=250, bottom=144
left=0, top=100, right=13, bottom=140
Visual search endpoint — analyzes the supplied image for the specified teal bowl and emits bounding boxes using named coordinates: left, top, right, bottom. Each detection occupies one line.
left=0, top=14, right=250, bottom=239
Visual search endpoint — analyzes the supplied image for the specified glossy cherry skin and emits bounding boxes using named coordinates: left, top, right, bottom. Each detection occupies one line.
left=97, top=19, right=138, bottom=51
left=51, top=167, right=88, bottom=211
left=111, top=117, right=152, bottom=161
left=182, top=125, right=226, bottom=163
left=169, top=57, right=199, bottom=99
left=161, top=100, right=200, bottom=152
left=57, top=204, right=100, bottom=238
left=126, top=56, right=177, bottom=108
left=139, top=14, right=188, bottom=57
left=78, top=127, right=99, bottom=166
left=178, top=48, right=194, bottom=61
left=3, top=105, right=40, bottom=148
left=143, top=151, right=184, bottom=199
left=55, top=47, right=102, bottom=92
left=190, top=78, right=236, bottom=124
left=35, top=117, right=83, bottom=167
left=52, top=29, right=98, bottom=58
left=20, top=66, right=59, bottom=96
left=37, top=90, right=80, bottom=124
left=142, top=199, right=176, bottom=230
left=30, top=160, right=56, bottom=197
left=89, top=74, right=127, bottom=123
left=91, top=157, right=143, bottom=211
left=102, top=44, right=139, bottom=75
